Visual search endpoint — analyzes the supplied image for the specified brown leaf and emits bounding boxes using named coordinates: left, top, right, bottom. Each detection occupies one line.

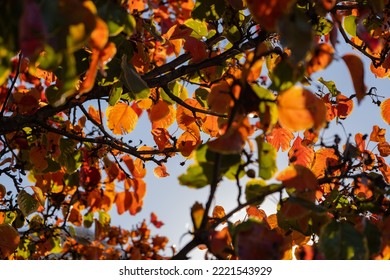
left=0, top=224, right=20, bottom=258
left=342, top=54, right=367, bottom=104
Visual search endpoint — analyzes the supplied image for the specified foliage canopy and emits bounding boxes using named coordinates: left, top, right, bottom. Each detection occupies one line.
left=1, top=0, right=390, bottom=260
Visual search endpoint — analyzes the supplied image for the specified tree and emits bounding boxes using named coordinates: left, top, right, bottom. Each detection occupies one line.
left=1, top=0, right=390, bottom=260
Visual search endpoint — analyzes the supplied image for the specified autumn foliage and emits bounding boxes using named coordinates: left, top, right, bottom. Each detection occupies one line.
left=1, top=0, right=390, bottom=260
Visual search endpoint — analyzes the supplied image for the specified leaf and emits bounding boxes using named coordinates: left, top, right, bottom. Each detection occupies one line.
left=266, top=124, right=294, bottom=152
left=0, top=184, right=6, bottom=200
left=29, top=146, right=48, bottom=172
left=311, top=148, right=340, bottom=178
left=191, top=202, right=204, bottom=230
left=277, top=86, right=327, bottom=132
left=336, top=94, right=354, bottom=119
left=381, top=98, right=390, bottom=125
left=318, top=77, right=340, bottom=97
left=342, top=54, right=367, bottom=104
left=153, top=164, right=170, bottom=178
left=208, top=117, right=253, bottom=155
left=288, top=136, right=315, bottom=168
left=149, top=100, right=175, bottom=129
left=178, top=164, right=210, bottom=188
left=319, top=220, right=368, bottom=259
left=246, top=206, right=267, bottom=221
left=343, top=15, right=357, bottom=37
left=370, top=125, right=386, bottom=143
left=17, top=190, right=39, bottom=217
left=106, top=102, right=138, bottom=135
left=150, top=212, right=164, bottom=228
left=192, top=0, right=225, bottom=21
left=58, top=138, right=82, bottom=174
left=245, top=178, right=267, bottom=204
left=306, top=43, right=334, bottom=75
left=88, top=105, right=102, bottom=124
left=212, top=205, right=226, bottom=221
left=121, top=54, right=150, bottom=100
left=0, top=224, right=20, bottom=258
left=235, top=220, right=285, bottom=259
left=256, top=138, right=277, bottom=180
left=276, top=165, right=318, bottom=201
left=115, top=191, right=132, bottom=215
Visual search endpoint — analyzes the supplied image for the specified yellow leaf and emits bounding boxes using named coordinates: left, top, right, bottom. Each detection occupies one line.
left=106, top=102, right=138, bottom=135
left=277, top=86, right=326, bottom=132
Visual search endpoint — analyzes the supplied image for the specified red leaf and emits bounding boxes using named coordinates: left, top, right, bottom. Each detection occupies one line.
left=150, top=212, right=164, bottom=228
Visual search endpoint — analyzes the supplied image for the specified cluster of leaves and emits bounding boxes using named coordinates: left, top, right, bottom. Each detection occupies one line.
left=1, top=0, right=390, bottom=260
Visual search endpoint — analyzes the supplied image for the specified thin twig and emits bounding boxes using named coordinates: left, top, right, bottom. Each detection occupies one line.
left=1, top=52, right=22, bottom=116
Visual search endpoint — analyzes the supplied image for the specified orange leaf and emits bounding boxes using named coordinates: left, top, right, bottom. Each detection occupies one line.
left=276, top=165, right=318, bottom=200
left=381, top=98, right=390, bottom=125
left=355, top=133, right=366, bottom=152
left=306, top=43, right=334, bottom=75
left=152, top=128, right=173, bottom=151
left=378, top=142, right=390, bottom=157
left=201, top=115, right=219, bottom=137
left=176, top=123, right=201, bottom=157
left=115, top=191, right=132, bottom=215
left=212, top=205, right=226, bottom=220
left=311, top=148, right=340, bottom=178
left=246, top=206, right=267, bottom=221
left=150, top=212, right=164, bottom=228
left=106, top=102, right=138, bottom=135
left=89, top=17, right=109, bottom=50
left=207, top=80, right=234, bottom=114
left=336, top=94, right=354, bottom=119
left=88, top=105, right=102, bottom=124
left=209, top=227, right=233, bottom=258
left=208, top=117, right=253, bottom=154
left=370, top=62, right=390, bottom=78
left=288, top=136, right=315, bottom=168
left=79, top=49, right=100, bottom=94
left=0, top=224, right=20, bottom=258
left=342, top=54, right=367, bottom=104
left=277, top=87, right=327, bottom=132
left=176, top=99, right=206, bottom=130
left=370, top=125, right=386, bottom=143
left=149, top=100, right=175, bottom=129
left=153, top=164, right=170, bottom=178
left=68, top=208, right=82, bottom=226
left=132, top=158, right=147, bottom=178
left=100, top=42, right=117, bottom=64
left=266, top=124, right=294, bottom=152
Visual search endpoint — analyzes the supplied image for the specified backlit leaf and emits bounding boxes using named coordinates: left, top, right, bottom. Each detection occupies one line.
left=245, top=178, right=267, bottom=204
left=121, top=55, right=150, bottom=100
left=115, top=191, right=132, bottom=215
left=0, top=224, right=20, bottom=258
left=29, top=146, right=48, bottom=172
left=191, top=202, right=204, bottom=230
left=150, top=212, right=164, bottom=228
left=342, top=54, right=367, bottom=104
left=277, top=86, right=326, bottom=132
left=106, top=102, right=138, bottom=135
left=212, top=205, right=226, bottom=221
left=306, top=43, right=334, bottom=75
left=288, top=136, right=315, bottom=168
left=256, top=137, right=277, bottom=180
left=266, top=124, right=294, bottom=152
left=319, top=220, right=368, bottom=259
left=153, top=164, right=170, bottom=178
left=17, top=190, right=39, bottom=217
left=370, top=125, right=386, bottom=143
left=381, top=98, right=390, bottom=125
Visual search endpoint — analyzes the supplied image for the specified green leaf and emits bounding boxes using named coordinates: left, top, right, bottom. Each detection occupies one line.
left=363, top=221, right=381, bottom=256
left=269, top=60, right=304, bottom=92
left=184, top=19, right=209, bottom=39
left=109, top=81, right=123, bottom=106
left=98, top=211, right=111, bottom=226
left=192, top=0, right=225, bottom=21
left=121, top=54, right=150, bottom=100
left=58, top=139, right=82, bottom=174
left=160, top=80, right=188, bottom=104
left=97, top=1, right=135, bottom=36
left=17, top=190, right=39, bottom=217
left=251, top=84, right=278, bottom=129
left=319, top=220, right=368, bottom=259
left=256, top=138, right=277, bottom=180
left=314, top=17, right=333, bottom=36
left=245, top=179, right=267, bottom=204
left=194, top=87, right=209, bottom=107
left=83, top=212, right=94, bottom=228
left=343, top=16, right=357, bottom=37
left=178, top=164, right=211, bottom=188
left=318, top=77, right=340, bottom=97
